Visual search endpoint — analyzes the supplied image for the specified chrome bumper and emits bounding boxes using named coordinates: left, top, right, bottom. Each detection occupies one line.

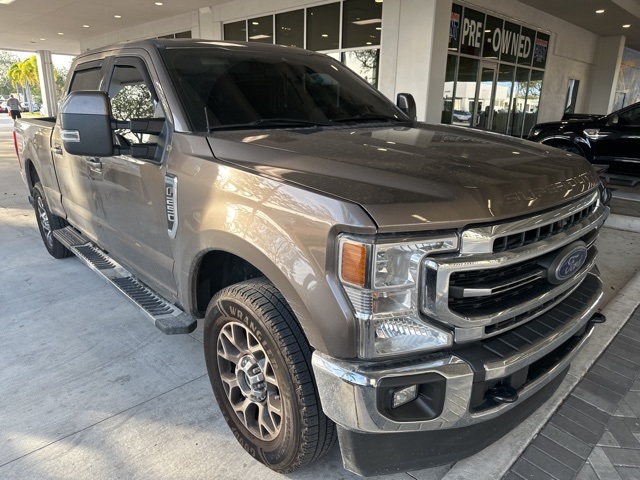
left=312, top=272, right=602, bottom=433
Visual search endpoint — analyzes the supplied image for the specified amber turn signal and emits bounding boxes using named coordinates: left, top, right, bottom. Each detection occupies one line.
left=341, top=242, right=367, bottom=287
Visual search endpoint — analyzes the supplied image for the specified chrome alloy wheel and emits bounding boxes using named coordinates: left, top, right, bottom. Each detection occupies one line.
left=37, top=196, right=53, bottom=247
left=216, top=321, right=283, bottom=441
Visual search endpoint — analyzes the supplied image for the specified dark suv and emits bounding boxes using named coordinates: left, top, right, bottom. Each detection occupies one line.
left=528, top=101, right=640, bottom=177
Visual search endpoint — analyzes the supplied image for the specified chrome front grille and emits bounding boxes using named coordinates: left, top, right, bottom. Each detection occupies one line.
left=421, top=191, right=608, bottom=342
left=492, top=202, right=597, bottom=253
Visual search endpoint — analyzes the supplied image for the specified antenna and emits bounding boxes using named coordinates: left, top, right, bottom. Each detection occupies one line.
left=204, top=107, right=211, bottom=132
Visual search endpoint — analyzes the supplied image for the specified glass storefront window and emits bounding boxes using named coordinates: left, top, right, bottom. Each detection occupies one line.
left=533, top=32, right=550, bottom=69
left=460, top=7, right=485, bottom=57
left=449, top=4, right=463, bottom=52
left=224, top=21, right=247, bottom=41
left=342, top=0, right=382, bottom=48
left=307, top=3, right=340, bottom=51
left=523, top=69, right=543, bottom=133
left=445, top=3, right=548, bottom=137
left=483, top=16, right=503, bottom=60
left=493, top=64, right=515, bottom=134
left=511, top=67, right=530, bottom=137
left=442, top=55, right=457, bottom=124
left=249, top=15, right=273, bottom=43
left=342, top=49, right=379, bottom=87
left=456, top=57, right=480, bottom=121
left=518, top=27, right=535, bottom=66
left=276, top=10, right=304, bottom=47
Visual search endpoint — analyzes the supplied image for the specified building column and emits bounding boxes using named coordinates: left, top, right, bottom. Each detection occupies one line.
left=379, top=0, right=452, bottom=122
left=199, top=6, right=222, bottom=40
left=36, top=50, right=58, bottom=117
left=587, top=36, right=626, bottom=114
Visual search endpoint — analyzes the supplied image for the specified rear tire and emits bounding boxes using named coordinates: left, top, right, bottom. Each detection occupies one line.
left=32, top=183, right=71, bottom=259
left=203, top=278, right=336, bottom=473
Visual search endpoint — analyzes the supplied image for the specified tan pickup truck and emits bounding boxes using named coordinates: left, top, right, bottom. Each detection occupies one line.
left=15, top=39, right=610, bottom=476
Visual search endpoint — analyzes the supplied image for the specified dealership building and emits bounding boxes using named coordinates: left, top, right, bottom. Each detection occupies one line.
left=13, top=0, right=640, bottom=139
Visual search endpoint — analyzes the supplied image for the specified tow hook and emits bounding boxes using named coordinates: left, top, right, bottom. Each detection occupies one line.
left=590, top=312, right=606, bottom=324
left=486, top=384, right=519, bottom=404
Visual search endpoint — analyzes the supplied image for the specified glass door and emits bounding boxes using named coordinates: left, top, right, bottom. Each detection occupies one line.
left=472, top=62, right=498, bottom=130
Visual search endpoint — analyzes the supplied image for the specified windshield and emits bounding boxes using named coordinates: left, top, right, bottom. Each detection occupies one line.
left=160, top=46, right=408, bottom=132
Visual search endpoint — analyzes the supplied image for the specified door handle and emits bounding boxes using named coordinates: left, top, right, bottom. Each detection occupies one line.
left=51, top=145, right=62, bottom=155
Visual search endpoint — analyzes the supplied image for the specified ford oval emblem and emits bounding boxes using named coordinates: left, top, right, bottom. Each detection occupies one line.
left=555, top=246, right=588, bottom=282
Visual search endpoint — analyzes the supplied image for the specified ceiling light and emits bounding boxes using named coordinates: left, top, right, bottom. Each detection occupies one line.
left=58, top=32, right=64, bottom=35
left=623, top=24, right=631, bottom=28
left=252, top=21, right=259, bottom=25
left=40, top=38, right=46, bottom=41
left=352, top=18, right=382, bottom=25
left=83, top=24, right=90, bottom=28
left=375, top=0, right=383, bottom=3
left=321, top=34, right=329, bottom=37
left=595, top=9, right=605, bottom=13
left=155, top=1, right=163, bottom=4
left=249, top=34, right=271, bottom=40
left=114, top=15, right=122, bottom=18
left=0, top=0, right=16, bottom=4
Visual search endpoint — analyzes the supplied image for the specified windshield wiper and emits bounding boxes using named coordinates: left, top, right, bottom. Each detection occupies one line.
left=330, top=113, right=404, bottom=123
left=209, top=118, right=330, bottom=131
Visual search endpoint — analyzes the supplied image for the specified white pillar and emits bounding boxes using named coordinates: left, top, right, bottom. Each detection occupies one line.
left=378, top=0, right=452, bottom=122
left=587, top=36, right=625, bottom=114
left=36, top=50, right=58, bottom=118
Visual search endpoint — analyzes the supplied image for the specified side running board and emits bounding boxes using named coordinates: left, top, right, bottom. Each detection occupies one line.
left=53, top=226, right=196, bottom=335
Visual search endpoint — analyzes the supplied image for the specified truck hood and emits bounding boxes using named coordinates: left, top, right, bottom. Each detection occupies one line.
left=207, top=123, right=598, bottom=231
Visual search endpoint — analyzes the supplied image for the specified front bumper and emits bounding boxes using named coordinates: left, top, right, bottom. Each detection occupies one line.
left=312, top=271, right=603, bottom=475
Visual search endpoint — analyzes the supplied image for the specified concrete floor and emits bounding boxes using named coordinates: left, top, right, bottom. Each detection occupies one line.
left=1, top=116, right=640, bottom=480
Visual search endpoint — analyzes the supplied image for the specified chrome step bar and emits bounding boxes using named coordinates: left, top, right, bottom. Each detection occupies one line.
left=53, top=226, right=196, bottom=335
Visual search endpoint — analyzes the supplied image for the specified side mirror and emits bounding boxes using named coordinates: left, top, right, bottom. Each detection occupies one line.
left=396, top=93, right=417, bottom=121
left=60, top=91, right=165, bottom=160
left=607, top=113, right=619, bottom=126
left=60, top=91, right=114, bottom=156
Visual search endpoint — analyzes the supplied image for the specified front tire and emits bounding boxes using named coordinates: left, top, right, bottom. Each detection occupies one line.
left=203, top=279, right=336, bottom=473
left=32, top=183, right=71, bottom=259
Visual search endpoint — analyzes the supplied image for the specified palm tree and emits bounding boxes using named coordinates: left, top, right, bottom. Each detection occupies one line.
left=7, top=56, right=40, bottom=112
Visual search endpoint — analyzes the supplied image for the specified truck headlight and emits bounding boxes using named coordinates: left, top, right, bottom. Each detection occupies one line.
left=339, top=234, right=458, bottom=359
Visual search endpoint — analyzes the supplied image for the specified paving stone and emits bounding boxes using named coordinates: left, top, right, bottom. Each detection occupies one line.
left=624, top=418, right=640, bottom=433
left=631, top=380, right=640, bottom=392
left=579, top=377, right=625, bottom=406
left=573, top=385, right=620, bottom=416
left=616, top=333, right=640, bottom=350
left=550, top=412, right=603, bottom=447
left=531, top=434, right=585, bottom=472
left=598, top=431, right=622, bottom=448
left=608, top=341, right=640, bottom=366
left=577, top=462, right=599, bottom=480
left=585, top=370, right=635, bottom=396
left=510, top=458, right=555, bottom=480
left=565, top=394, right=612, bottom=425
left=540, top=423, right=593, bottom=459
left=502, top=472, right=525, bottom=480
left=616, top=402, right=640, bottom=418
left=609, top=350, right=640, bottom=368
left=592, top=360, right=638, bottom=382
left=624, top=392, right=640, bottom=417
left=589, top=447, right=624, bottom=480
left=520, top=446, right=577, bottom=479
left=602, top=447, right=640, bottom=467
left=557, top=404, right=608, bottom=436
left=616, top=466, right=640, bottom=480
left=607, top=417, right=640, bottom=449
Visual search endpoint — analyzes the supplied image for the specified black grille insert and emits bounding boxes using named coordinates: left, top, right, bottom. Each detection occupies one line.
left=492, top=202, right=596, bottom=253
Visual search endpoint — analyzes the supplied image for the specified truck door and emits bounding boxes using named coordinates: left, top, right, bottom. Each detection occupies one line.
left=51, top=60, right=106, bottom=239
left=592, top=103, right=640, bottom=176
left=91, top=55, right=177, bottom=298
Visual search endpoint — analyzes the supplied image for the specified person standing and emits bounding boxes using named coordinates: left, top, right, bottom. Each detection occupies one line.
left=7, top=95, right=21, bottom=120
